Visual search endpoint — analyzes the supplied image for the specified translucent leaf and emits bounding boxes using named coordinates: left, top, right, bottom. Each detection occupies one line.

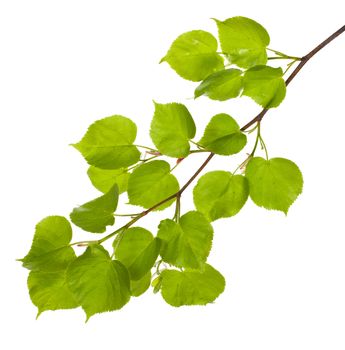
left=72, top=116, right=140, bottom=169
left=130, top=272, right=151, bottom=297
left=193, top=171, right=249, bottom=221
left=150, top=102, right=196, bottom=157
left=151, top=275, right=162, bottom=294
left=70, top=184, right=119, bottom=233
left=195, top=68, right=243, bottom=101
left=87, top=166, right=129, bottom=194
left=160, top=264, right=225, bottom=307
left=161, top=30, right=224, bottom=81
left=66, top=245, right=130, bottom=321
left=245, top=157, right=303, bottom=214
left=215, top=16, right=270, bottom=68
left=114, top=227, right=161, bottom=280
left=127, top=160, right=179, bottom=210
left=28, top=270, right=79, bottom=317
left=199, top=113, right=247, bottom=155
left=20, top=216, right=76, bottom=272
left=157, top=211, right=213, bottom=269
left=243, top=65, right=286, bottom=108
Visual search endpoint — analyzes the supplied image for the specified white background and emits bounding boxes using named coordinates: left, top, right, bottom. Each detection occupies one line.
left=1, top=0, right=345, bottom=349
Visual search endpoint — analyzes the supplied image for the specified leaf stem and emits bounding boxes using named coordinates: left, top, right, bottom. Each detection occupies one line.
left=267, top=48, right=302, bottom=61
left=134, top=145, right=158, bottom=152
left=267, top=56, right=301, bottom=61
left=190, top=139, right=204, bottom=149
left=250, top=122, right=261, bottom=157
left=114, top=213, right=141, bottom=217
left=259, top=135, right=269, bottom=160
left=140, top=154, right=160, bottom=162
left=173, top=196, right=181, bottom=222
left=190, top=149, right=209, bottom=153
left=233, top=121, right=261, bottom=175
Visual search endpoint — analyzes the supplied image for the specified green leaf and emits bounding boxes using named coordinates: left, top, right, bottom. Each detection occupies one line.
left=245, top=157, right=303, bottom=214
left=243, top=65, right=286, bottom=108
left=21, top=217, right=79, bottom=315
left=20, top=216, right=76, bottom=272
left=66, top=245, right=131, bottom=321
left=157, top=211, right=213, bottom=269
left=114, top=227, right=161, bottom=280
left=150, top=102, right=196, bottom=158
left=193, top=171, right=249, bottom=221
left=70, top=184, right=119, bottom=233
left=215, top=16, right=270, bottom=68
left=87, top=166, right=129, bottom=194
left=127, top=160, right=179, bottom=210
left=160, top=264, right=225, bottom=307
left=195, top=68, right=243, bottom=101
left=72, top=115, right=140, bottom=169
left=161, top=30, right=224, bottom=81
left=28, top=270, right=79, bottom=317
left=130, top=272, right=151, bottom=297
left=199, top=113, right=247, bottom=155
left=151, top=275, right=162, bottom=294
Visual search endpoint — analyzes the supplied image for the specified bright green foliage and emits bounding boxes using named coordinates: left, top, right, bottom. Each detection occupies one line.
left=157, top=211, right=213, bottom=269
left=243, top=65, right=286, bottom=108
left=160, top=264, right=225, bottom=307
left=161, top=30, right=224, bottom=81
left=195, top=68, right=243, bottom=101
left=67, top=245, right=131, bottom=321
left=215, top=16, right=270, bottom=68
left=199, top=113, right=247, bottom=155
left=73, top=116, right=140, bottom=169
left=245, top=157, right=303, bottom=214
left=20, top=216, right=76, bottom=272
left=150, top=102, right=196, bottom=157
left=114, top=227, right=161, bottom=280
left=128, top=160, right=179, bottom=210
left=194, top=171, right=249, bottom=221
left=28, top=270, right=78, bottom=317
left=20, top=16, right=314, bottom=319
left=70, top=185, right=119, bottom=233
left=87, top=166, right=129, bottom=194
left=130, top=272, right=151, bottom=297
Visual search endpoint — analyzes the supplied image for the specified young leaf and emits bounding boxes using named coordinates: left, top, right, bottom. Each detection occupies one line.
left=130, top=272, right=151, bottom=297
left=161, top=30, right=224, bottom=81
left=66, top=245, right=131, bottom=321
left=150, top=102, right=196, bottom=158
left=245, top=157, right=303, bottom=214
left=151, top=275, right=162, bottom=294
left=70, top=184, right=119, bottom=233
left=20, top=216, right=76, bottom=272
left=243, top=65, right=286, bottom=108
left=127, top=160, right=179, bottom=210
left=114, top=227, right=161, bottom=280
left=87, top=166, right=129, bottom=194
left=157, top=211, right=213, bottom=269
left=160, top=264, right=225, bottom=307
left=28, top=270, right=79, bottom=317
left=215, top=16, right=270, bottom=68
left=199, top=113, right=247, bottom=155
left=193, top=171, right=249, bottom=221
left=194, top=68, right=243, bottom=101
left=72, top=116, right=140, bottom=169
